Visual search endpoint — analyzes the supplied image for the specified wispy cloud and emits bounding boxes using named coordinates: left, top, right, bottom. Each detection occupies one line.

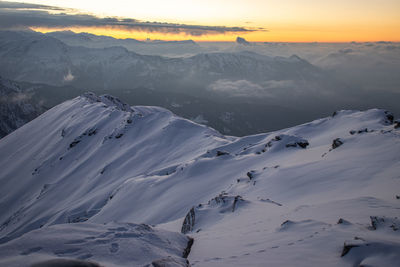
left=0, top=1, right=262, bottom=36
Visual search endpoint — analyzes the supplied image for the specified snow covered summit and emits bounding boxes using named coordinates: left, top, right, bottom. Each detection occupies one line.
left=0, top=93, right=399, bottom=266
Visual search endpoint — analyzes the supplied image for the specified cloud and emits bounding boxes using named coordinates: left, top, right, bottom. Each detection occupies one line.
left=63, top=70, right=74, bottom=82
left=208, top=79, right=273, bottom=97
left=0, top=1, right=261, bottom=36
left=207, top=78, right=327, bottom=99
left=0, top=1, right=65, bottom=10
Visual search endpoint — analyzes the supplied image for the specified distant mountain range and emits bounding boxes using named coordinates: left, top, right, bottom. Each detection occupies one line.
left=0, top=30, right=339, bottom=136
left=1, top=30, right=398, bottom=137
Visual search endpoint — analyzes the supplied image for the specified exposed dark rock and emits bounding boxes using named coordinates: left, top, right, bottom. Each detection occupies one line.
left=370, top=216, right=384, bottom=230
left=183, top=237, right=194, bottom=258
left=395, top=121, right=400, bottom=129
left=369, top=216, right=399, bottom=231
left=337, top=218, right=350, bottom=225
left=396, top=195, right=400, bottom=199
left=332, top=111, right=338, bottom=117
left=297, top=141, right=309, bottom=148
left=181, top=207, right=195, bottom=234
left=384, top=111, right=394, bottom=124
left=259, top=198, right=282, bottom=206
left=247, top=170, right=256, bottom=180
left=350, top=130, right=356, bottom=135
left=87, top=128, right=97, bottom=136
left=286, top=140, right=309, bottom=149
left=115, top=133, right=123, bottom=139
left=216, top=150, right=229, bottom=156
left=274, top=135, right=282, bottom=141
left=285, top=143, right=297, bottom=148
left=69, top=139, right=80, bottom=148
left=232, top=196, right=243, bottom=212
left=127, top=119, right=132, bottom=124
left=341, top=243, right=360, bottom=257
left=280, top=220, right=293, bottom=228
left=332, top=138, right=343, bottom=149
left=358, top=128, right=368, bottom=134
left=208, top=193, right=244, bottom=213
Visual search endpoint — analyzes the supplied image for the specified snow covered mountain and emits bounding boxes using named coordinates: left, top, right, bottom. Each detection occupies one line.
left=0, top=76, right=44, bottom=138
left=0, top=30, right=325, bottom=91
left=46, top=30, right=200, bottom=57
left=0, top=93, right=399, bottom=266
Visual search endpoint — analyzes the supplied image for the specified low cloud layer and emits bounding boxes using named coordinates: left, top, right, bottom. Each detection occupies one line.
left=0, top=1, right=259, bottom=36
left=208, top=79, right=271, bottom=97
left=208, top=79, right=323, bottom=98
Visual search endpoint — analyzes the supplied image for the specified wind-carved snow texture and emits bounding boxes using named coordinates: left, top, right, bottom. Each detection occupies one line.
left=0, top=93, right=400, bottom=266
left=0, top=222, right=191, bottom=267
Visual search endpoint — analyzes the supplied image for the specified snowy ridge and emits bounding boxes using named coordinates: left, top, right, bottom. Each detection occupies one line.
left=0, top=93, right=399, bottom=266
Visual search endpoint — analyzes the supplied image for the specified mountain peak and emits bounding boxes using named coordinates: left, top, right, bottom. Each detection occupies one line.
left=82, top=92, right=133, bottom=112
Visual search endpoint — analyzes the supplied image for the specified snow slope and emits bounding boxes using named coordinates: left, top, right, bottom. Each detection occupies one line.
left=0, top=93, right=399, bottom=266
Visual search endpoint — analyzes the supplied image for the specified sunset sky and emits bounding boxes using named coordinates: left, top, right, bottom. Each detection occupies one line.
left=1, top=0, right=399, bottom=42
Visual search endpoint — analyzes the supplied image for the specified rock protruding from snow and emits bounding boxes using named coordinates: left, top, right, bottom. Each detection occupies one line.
left=332, top=138, right=343, bottom=149
left=181, top=193, right=246, bottom=234
left=370, top=216, right=399, bottom=231
left=82, top=92, right=133, bottom=112
left=181, top=207, right=195, bottom=234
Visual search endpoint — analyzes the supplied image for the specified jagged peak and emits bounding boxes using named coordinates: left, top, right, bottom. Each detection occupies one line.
left=82, top=92, right=133, bottom=112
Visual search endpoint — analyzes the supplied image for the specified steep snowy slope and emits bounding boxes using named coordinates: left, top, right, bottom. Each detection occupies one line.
left=0, top=93, right=399, bottom=266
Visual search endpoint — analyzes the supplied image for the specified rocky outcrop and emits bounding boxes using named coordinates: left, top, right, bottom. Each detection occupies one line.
left=286, top=140, right=309, bottom=149
left=182, top=237, right=194, bottom=258
left=384, top=111, right=394, bottom=124
left=332, top=138, right=343, bottom=149
left=370, top=216, right=399, bottom=231
left=181, top=207, right=195, bottom=234
left=181, top=193, right=246, bottom=234
left=341, top=242, right=360, bottom=257
left=216, top=150, right=230, bottom=156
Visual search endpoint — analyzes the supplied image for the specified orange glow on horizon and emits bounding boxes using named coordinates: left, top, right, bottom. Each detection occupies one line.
left=33, top=26, right=400, bottom=43
left=27, top=0, right=400, bottom=42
